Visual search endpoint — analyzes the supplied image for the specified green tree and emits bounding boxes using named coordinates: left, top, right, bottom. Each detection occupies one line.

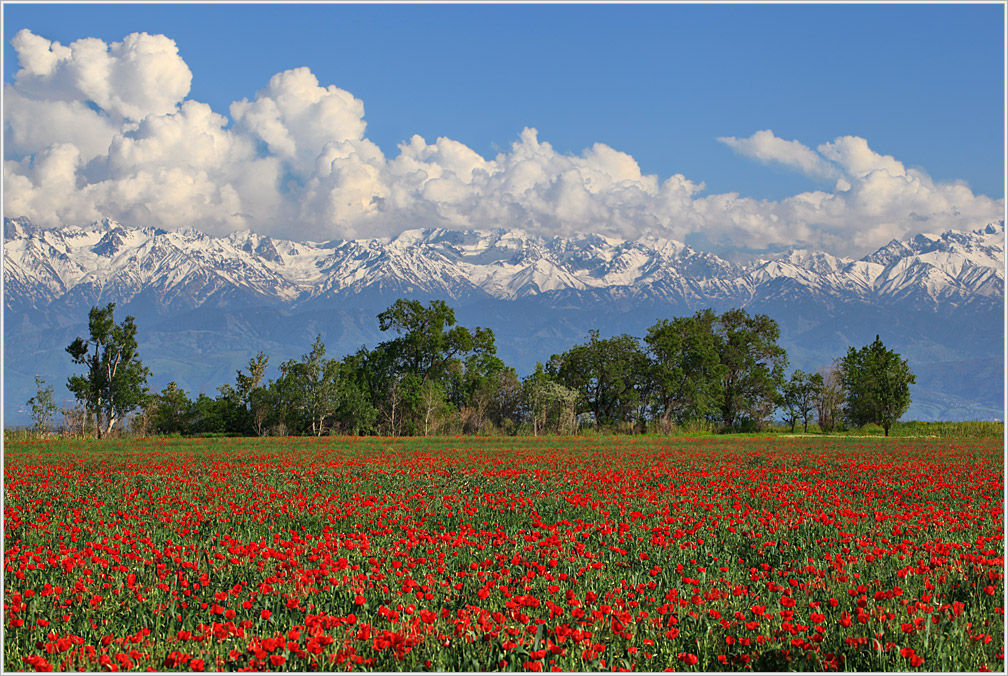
left=150, top=381, right=194, bottom=435
left=26, top=376, right=57, bottom=434
left=714, top=309, right=788, bottom=430
left=235, top=351, right=270, bottom=433
left=550, top=330, right=647, bottom=429
left=190, top=393, right=228, bottom=435
left=273, top=336, right=341, bottom=436
left=330, top=351, right=379, bottom=436
left=378, top=299, right=478, bottom=385
left=840, top=335, right=915, bottom=436
left=66, top=303, right=150, bottom=438
left=644, top=310, right=724, bottom=430
left=375, top=299, right=501, bottom=434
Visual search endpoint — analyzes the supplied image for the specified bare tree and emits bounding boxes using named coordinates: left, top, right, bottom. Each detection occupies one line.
left=420, top=380, right=448, bottom=436
left=59, top=403, right=90, bottom=438
left=379, top=377, right=404, bottom=437
left=814, top=365, right=844, bottom=432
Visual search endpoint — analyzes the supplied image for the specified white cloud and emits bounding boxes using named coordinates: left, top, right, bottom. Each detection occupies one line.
left=9, top=29, right=191, bottom=120
left=4, top=29, right=1004, bottom=257
left=231, top=67, right=368, bottom=176
left=2, top=84, right=122, bottom=161
left=718, top=129, right=838, bottom=179
left=817, top=135, right=905, bottom=178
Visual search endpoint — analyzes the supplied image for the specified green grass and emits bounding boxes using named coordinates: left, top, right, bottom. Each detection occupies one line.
left=841, top=420, right=1004, bottom=439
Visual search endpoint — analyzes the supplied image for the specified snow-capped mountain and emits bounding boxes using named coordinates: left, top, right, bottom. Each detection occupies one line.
left=3, top=217, right=1004, bottom=424
left=4, top=219, right=1003, bottom=311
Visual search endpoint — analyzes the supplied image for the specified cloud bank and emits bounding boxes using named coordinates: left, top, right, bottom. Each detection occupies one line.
left=4, top=29, right=1003, bottom=257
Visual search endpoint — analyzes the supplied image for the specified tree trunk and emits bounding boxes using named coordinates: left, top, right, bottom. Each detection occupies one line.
left=102, top=413, right=117, bottom=439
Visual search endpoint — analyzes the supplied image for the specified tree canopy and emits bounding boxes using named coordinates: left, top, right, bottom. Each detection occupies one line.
left=840, top=335, right=915, bottom=436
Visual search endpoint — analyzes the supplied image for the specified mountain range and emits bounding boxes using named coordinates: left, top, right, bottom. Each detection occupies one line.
left=3, top=216, right=1004, bottom=424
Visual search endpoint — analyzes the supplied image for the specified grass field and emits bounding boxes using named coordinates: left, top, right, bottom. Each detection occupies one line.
left=3, top=435, right=1004, bottom=671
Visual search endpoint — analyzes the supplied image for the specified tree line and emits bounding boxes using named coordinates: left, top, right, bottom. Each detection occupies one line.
left=29, top=299, right=916, bottom=438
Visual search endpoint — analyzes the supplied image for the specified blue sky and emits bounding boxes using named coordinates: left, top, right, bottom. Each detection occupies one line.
left=3, top=3, right=1004, bottom=256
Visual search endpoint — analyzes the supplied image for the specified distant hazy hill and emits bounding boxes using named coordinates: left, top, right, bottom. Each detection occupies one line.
left=4, top=217, right=1003, bottom=424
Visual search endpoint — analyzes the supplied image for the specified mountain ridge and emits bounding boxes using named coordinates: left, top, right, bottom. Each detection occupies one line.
left=5, top=218, right=1003, bottom=311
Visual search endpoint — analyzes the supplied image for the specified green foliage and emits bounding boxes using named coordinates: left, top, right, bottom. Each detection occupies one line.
left=840, top=335, right=915, bottom=436
left=714, top=308, right=788, bottom=430
left=374, top=299, right=504, bottom=435
left=329, top=352, right=378, bottom=435
left=378, top=299, right=477, bottom=385
left=149, top=381, right=194, bottom=435
left=550, top=330, right=648, bottom=429
left=26, top=375, right=57, bottom=434
left=65, top=303, right=150, bottom=438
left=170, top=393, right=226, bottom=435
left=645, top=309, right=724, bottom=430
left=275, top=335, right=341, bottom=436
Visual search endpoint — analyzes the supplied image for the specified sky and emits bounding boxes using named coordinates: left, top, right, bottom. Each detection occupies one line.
left=2, top=3, right=1005, bottom=258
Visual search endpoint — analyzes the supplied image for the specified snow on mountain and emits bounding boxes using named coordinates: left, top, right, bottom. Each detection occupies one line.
left=6, top=219, right=1001, bottom=311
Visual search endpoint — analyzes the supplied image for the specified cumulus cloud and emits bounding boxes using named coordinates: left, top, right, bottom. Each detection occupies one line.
left=3, top=29, right=1003, bottom=257
left=9, top=29, right=191, bottom=120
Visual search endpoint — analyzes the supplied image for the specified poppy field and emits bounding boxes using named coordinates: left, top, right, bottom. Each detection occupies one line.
left=3, top=435, right=1004, bottom=672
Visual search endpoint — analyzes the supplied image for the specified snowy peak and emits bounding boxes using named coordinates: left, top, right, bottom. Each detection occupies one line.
left=865, top=221, right=1004, bottom=270
left=3, top=218, right=1003, bottom=312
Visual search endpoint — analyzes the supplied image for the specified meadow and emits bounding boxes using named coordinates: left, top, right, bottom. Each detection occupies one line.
left=3, top=435, right=1003, bottom=672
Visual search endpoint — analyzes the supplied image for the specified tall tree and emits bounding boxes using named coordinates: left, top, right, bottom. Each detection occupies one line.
left=522, top=364, right=578, bottom=436
left=330, top=351, right=379, bottom=436
left=645, top=310, right=724, bottom=429
left=840, top=336, right=915, bottom=436
left=714, top=309, right=788, bottom=430
left=66, top=303, right=150, bottom=438
left=375, top=299, right=500, bottom=434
